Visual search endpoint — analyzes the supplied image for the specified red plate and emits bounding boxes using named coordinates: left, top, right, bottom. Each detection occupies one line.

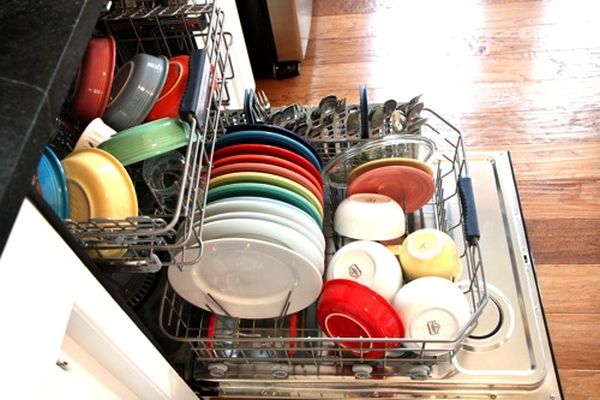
left=317, top=279, right=404, bottom=358
left=70, top=36, right=116, bottom=123
left=212, top=161, right=323, bottom=198
left=212, top=162, right=323, bottom=205
left=347, top=165, right=435, bottom=213
left=146, top=55, right=189, bottom=121
left=213, top=144, right=323, bottom=187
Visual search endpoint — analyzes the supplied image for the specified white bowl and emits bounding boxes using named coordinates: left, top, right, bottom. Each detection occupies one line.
left=333, top=193, right=405, bottom=241
left=392, top=277, right=470, bottom=352
left=399, top=228, right=462, bottom=282
left=325, top=240, right=402, bottom=301
left=74, top=118, right=116, bottom=150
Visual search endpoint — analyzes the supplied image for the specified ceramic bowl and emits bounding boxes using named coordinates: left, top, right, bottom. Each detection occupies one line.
left=317, top=279, right=404, bottom=358
left=146, top=55, right=190, bottom=121
left=74, top=118, right=116, bottom=150
left=392, top=276, right=470, bottom=353
left=325, top=240, right=402, bottom=301
left=104, top=53, right=169, bottom=130
left=69, top=36, right=116, bottom=123
left=334, top=193, right=405, bottom=241
left=399, top=228, right=462, bottom=282
left=61, top=148, right=138, bottom=222
left=99, top=118, right=192, bottom=166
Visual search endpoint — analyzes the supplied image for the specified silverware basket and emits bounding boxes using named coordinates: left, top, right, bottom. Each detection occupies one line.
left=158, top=102, right=488, bottom=381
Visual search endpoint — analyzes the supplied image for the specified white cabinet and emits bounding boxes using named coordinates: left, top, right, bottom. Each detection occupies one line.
left=0, top=200, right=197, bottom=399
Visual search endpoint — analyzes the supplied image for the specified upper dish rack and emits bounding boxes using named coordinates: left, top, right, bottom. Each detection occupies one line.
left=59, top=0, right=233, bottom=271
left=158, top=100, right=488, bottom=382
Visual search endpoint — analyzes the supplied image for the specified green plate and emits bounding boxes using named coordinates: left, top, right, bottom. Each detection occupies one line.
left=99, top=118, right=192, bottom=166
left=207, top=182, right=323, bottom=228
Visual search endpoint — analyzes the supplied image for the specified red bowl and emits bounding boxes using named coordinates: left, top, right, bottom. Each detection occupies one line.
left=70, top=36, right=116, bottom=123
left=317, top=279, right=404, bottom=358
left=146, top=55, right=190, bottom=121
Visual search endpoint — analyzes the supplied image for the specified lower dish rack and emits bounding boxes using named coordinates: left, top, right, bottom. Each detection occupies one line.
left=158, top=103, right=488, bottom=381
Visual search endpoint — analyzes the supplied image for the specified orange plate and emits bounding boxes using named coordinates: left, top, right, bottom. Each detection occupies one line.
left=347, top=165, right=435, bottom=213
left=146, top=55, right=190, bottom=121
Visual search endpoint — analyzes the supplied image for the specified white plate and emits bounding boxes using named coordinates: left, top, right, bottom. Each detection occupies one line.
left=202, top=218, right=324, bottom=275
left=205, top=210, right=325, bottom=253
left=206, top=196, right=325, bottom=250
left=169, top=238, right=323, bottom=319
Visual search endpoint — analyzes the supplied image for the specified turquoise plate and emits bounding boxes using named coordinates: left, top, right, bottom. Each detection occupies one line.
left=206, top=182, right=323, bottom=227
left=215, top=130, right=321, bottom=171
left=36, top=147, right=69, bottom=218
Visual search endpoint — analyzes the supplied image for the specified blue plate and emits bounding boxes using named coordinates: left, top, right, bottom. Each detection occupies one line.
left=215, top=130, right=321, bottom=171
left=37, top=147, right=69, bottom=218
left=206, top=182, right=323, bottom=228
left=225, top=124, right=322, bottom=169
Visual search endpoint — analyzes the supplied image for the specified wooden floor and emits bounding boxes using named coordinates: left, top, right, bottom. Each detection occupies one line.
left=257, top=0, right=600, bottom=398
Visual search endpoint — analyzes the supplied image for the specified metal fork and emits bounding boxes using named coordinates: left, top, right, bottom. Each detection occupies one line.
left=256, top=90, right=271, bottom=115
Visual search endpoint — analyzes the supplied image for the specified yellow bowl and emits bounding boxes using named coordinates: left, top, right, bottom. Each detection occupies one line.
left=62, top=148, right=138, bottom=258
left=399, top=229, right=462, bottom=282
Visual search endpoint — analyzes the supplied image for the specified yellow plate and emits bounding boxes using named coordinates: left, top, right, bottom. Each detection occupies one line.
left=209, top=171, right=324, bottom=218
left=348, top=157, right=434, bottom=184
left=62, top=148, right=138, bottom=258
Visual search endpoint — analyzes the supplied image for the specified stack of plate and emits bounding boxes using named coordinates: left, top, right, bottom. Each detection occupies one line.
left=168, top=125, right=325, bottom=319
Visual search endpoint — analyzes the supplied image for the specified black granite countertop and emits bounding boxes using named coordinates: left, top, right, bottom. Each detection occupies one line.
left=0, top=0, right=103, bottom=254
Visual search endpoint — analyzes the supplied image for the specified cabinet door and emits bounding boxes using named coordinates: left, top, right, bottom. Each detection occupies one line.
left=0, top=199, right=197, bottom=400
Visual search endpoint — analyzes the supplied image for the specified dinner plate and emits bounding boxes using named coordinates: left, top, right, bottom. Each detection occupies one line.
left=209, top=171, right=324, bottom=213
left=347, top=165, right=435, bottom=213
left=205, top=196, right=324, bottom=249
left=169, top=238, right=323, bottom=319
left=225, top=124, right=322, bottom=169
left=348, top=157, right=434, bottom=183
left=36, top=147, right=70, bottom=218
left=212, top=161, right=323, bottom=197
left=205, top=210, right=325, bottom=253
left=215, top=130, right=321, bottom=171
left=99, top=118, right=192, bottom=166
left=317, top=279, right=404, bottom=358
left=202, top=218, right=324, bottom=274
left=213, top=144, right=323, bottom=186
left=206, top=182, right=323, bottom=227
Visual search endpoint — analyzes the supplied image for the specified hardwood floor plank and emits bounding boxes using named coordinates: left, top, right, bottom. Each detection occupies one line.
left=526, top=219, right=600, bottom=265
left=546, top=313, right=600, bottom=370
left=311, top=0, right=598, bottom=37
left=558, top=369, right=600, bottom=400
left=536, top=265, right=600, bottom=314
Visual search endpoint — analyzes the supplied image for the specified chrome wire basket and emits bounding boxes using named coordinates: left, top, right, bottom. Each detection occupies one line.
left=158, top=100, right=488, bottom=381
left=61, top=1, right=233, bottom=272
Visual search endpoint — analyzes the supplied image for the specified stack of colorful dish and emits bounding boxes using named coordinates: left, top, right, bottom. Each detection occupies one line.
left=168, top=124, right=325, bottom=319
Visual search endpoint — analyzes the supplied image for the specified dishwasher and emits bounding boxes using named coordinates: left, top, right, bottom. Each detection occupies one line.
left=46, top=1, right=563, bottom=399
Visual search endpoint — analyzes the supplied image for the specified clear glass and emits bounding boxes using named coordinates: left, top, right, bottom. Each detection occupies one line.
left=142, top=150, right=185, bottom=212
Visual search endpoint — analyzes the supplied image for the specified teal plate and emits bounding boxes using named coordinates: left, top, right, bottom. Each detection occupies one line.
left=36, top=146, right=69, bottom=218
left=99, top=118, right=193, bottom=166
left=207, top=182, right=323, bottom=228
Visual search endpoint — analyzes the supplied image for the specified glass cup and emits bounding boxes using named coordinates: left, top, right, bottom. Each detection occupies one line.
left=142, top=151, right=186, bottom=212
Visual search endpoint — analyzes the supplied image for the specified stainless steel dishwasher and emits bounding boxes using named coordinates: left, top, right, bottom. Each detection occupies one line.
left=56, top=1, right=563, bottom=398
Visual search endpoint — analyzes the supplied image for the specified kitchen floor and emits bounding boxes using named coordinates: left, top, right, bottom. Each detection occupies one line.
left=256, top=0, right=600, bottom=398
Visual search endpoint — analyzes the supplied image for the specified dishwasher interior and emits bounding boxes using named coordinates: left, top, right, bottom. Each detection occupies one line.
left=46, top=1, right=563, bottom=399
